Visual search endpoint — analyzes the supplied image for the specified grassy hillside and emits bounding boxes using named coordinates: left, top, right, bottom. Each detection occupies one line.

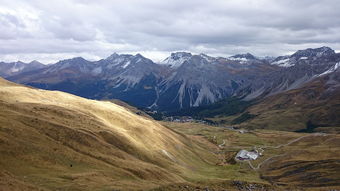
left=109, top=99, right=153, bottom=119
left=0, top=78, right=226, bottom=190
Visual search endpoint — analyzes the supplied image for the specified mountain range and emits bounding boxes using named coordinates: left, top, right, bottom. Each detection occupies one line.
left=0, top=60, right=45, bottom=78
left=1, top=49, right=340, bottom=190
left=2, top=47, right=339, bottom=115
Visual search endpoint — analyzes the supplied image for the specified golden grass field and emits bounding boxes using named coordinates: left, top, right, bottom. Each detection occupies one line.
left=0, top=77, right=339, bottom=190
left=0, top=78, right=218, bottom=190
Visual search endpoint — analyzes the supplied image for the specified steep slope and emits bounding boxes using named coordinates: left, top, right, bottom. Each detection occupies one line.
left=0, top=60, right=45, bottom=78
left=0, top=78, right=220, bottom=190
left=175, top=56, right=340, bottom=132
left=240, top=47, right=340, bottom=100
left=156, top=53, right=276, bottom=111
left=232, top=69, right=340, bottom=131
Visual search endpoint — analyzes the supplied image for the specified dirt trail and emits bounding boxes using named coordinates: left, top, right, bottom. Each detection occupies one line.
left=245, top=133, right=328, bottom=171
left=264, top=133, right=326, bottom=149
left=218, top=139, right=226, bottom=148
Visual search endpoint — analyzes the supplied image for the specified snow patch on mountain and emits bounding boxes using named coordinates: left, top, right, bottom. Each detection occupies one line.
left=199, top=54, right=216, bottom=62
left=122, top=61, right=131, bottom=68
left=271, top=58, right=293, bottom=67
left=228, top=57, right=249, bottom=64
left=92, top=67, right=102, bottom=75
left=159, top=52, right=192, bottom=68
left=317, top=62, right=340, bottom=77
left=160, top=56, right=189, bottom=68
left=228, top=53, right=256, bottom=64
left=10, top=62, right=25, bottom=73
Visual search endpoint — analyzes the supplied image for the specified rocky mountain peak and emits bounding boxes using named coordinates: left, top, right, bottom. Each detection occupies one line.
left=65, top=57, right=88, bottom=63
left=271, top=46, right=337, bottom=68
left=160, top=52, right=192, bottom=68
left=45, top=57, right=92, bottom=74
left=230, top=53, right=256, bottom=60
left=135, top=53, right=144, bottom=58
left=292, top=46, right=335, bottom=58
left=228, top=53, right=257, bottom=64
left=199, top=53, right=216, bottom=62
left=29, top=60, right=42, bottom=65
left=106, top=53, right=120, bottom=60
left=170, top=52, right=192, bottom=59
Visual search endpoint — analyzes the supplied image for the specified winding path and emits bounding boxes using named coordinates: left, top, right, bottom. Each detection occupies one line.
left=239, top=133, right=328, bottom=171
left=218, top=139, right=226, bottom=148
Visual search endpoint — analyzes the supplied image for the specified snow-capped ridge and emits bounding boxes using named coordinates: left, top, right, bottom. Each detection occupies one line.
left=106, top=53, right=120, bottom=60
left=230, top=53, right=256, bottom=60
left=228, top=53, right=257, bottom=64
left=270, top=56, right=293, bottom=67
left=270, top=47, right=336, bottom=68
left=159, top=52, right=192, bottom=68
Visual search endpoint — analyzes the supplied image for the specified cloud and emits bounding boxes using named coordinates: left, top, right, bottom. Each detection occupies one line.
left=0, top=0, right=340, bottom=63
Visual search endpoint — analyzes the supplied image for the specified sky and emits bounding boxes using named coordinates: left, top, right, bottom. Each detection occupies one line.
left=1, top=0, right=340, bottom=64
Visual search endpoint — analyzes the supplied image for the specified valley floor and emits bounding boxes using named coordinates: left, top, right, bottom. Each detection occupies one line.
left=160, top=122, right=340, bottom=191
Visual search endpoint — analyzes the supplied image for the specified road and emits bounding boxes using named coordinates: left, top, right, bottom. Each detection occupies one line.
left=239, top=133, right=328, bottom=171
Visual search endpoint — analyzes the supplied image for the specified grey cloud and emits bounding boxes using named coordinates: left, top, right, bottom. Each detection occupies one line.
left=0, top=0, right=340, bottom=63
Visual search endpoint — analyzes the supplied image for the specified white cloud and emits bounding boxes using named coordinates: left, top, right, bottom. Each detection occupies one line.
left=0, top=0, right=340, bottom=63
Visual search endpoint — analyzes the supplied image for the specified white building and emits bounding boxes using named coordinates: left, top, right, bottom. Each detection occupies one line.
left=236, top=149, right=259, bottom=160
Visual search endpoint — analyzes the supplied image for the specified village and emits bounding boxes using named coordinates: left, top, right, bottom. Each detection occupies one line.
left=163, top=116, right=209, bottom=124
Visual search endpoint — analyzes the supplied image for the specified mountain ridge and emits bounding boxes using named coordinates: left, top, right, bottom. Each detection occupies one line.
left=3, top=46, right=340, bottom=112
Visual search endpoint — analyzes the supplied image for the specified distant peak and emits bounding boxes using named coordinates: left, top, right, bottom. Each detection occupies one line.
left=292, top=46, right=335, bottom=58
left=159, top=52, right=192, bottom=68
left=170, top=52, right=192, bottom=58
left=71, top=57, right=86, bottom=61
left=29, top=60, right=43, bottom=65
left=199, top=53, right=216, bottom=61
left=230, top=53, right=256, bottom=60
left=14, top=61, right=26, bottom=64
left=57, top=57, right=88, bottom=65
left=199, top=53, right=213, bottom=58
left=318, top=46, right=334, bottom=52
left=135, top=53, right=145, bottom=58
left=106, top=53, right=119, bottom=60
